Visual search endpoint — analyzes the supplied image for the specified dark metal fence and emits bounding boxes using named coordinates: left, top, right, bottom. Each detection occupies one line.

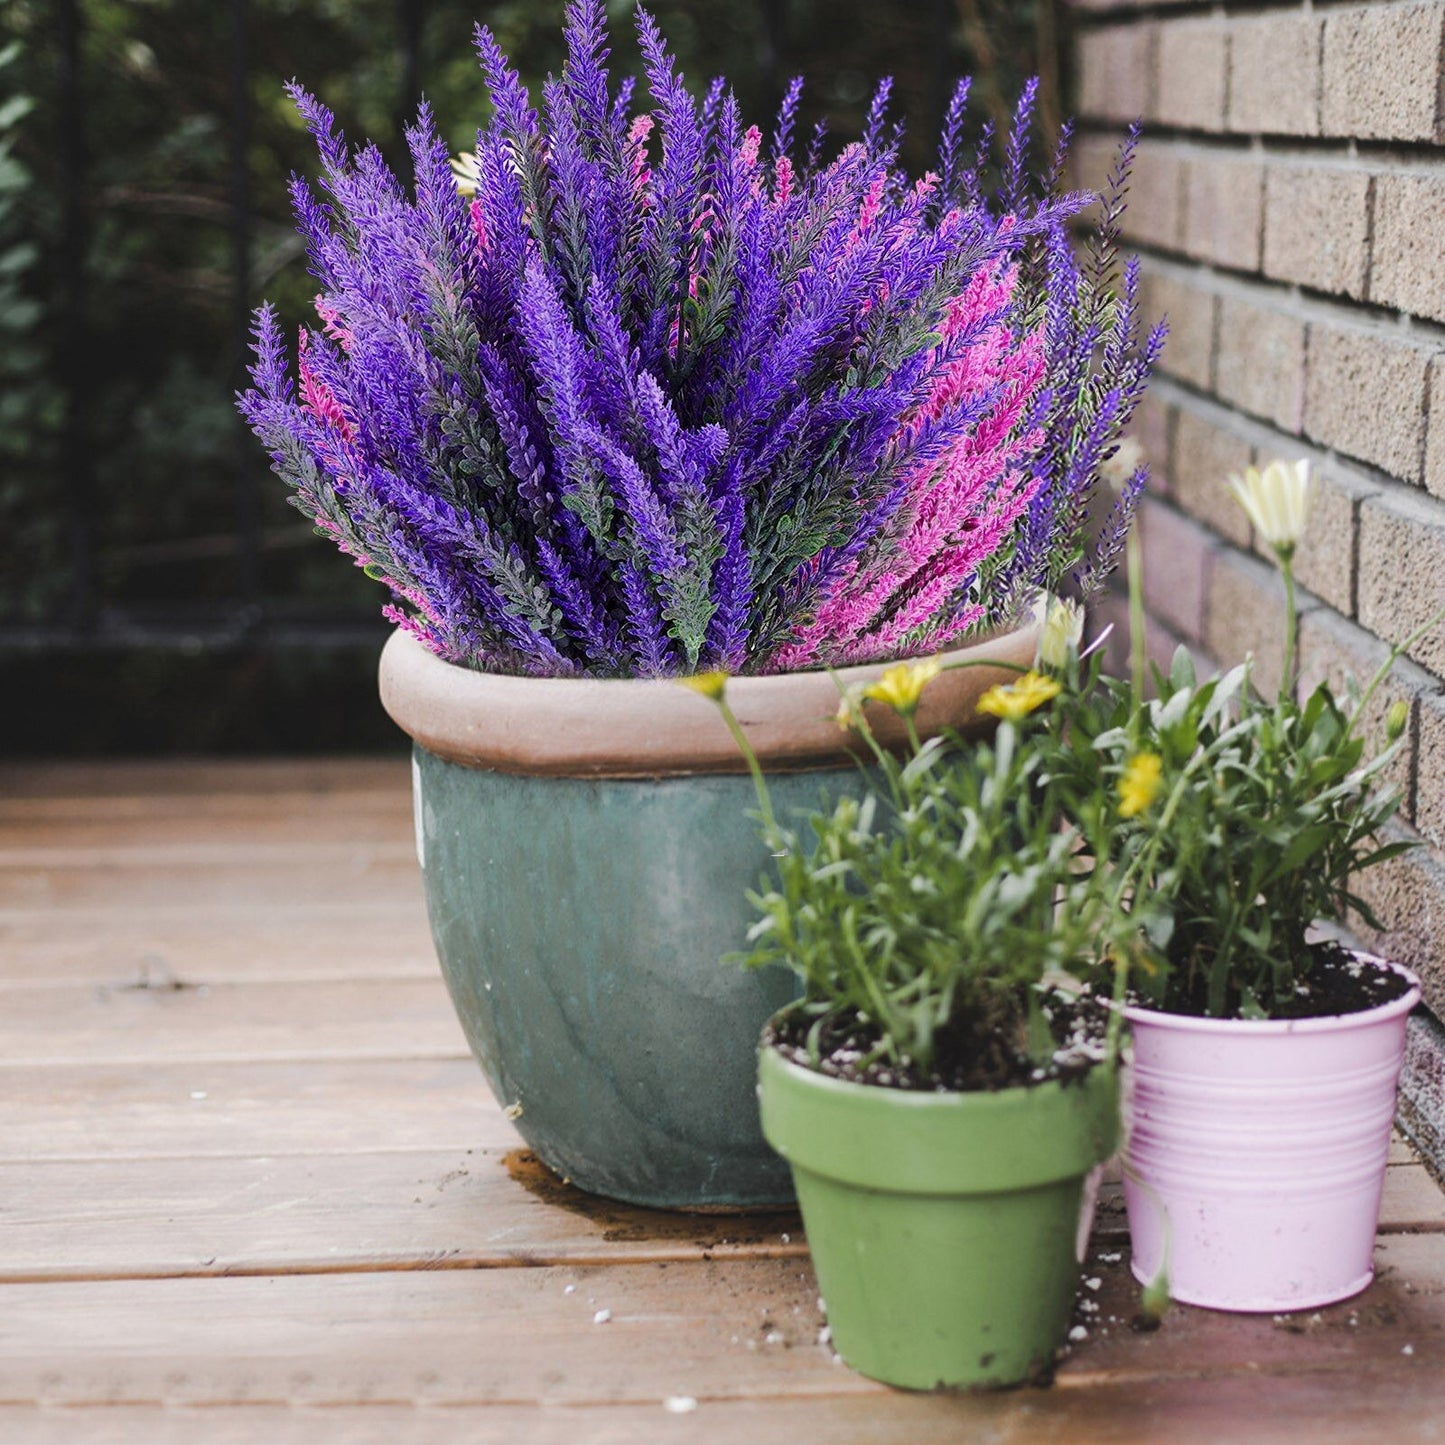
left=9, top=0, right=428, bottom=656
left=11, top=0, right=1027, bottom=659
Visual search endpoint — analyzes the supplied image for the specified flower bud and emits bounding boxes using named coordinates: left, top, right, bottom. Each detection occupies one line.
left=1036, top=595, right=1085, bottom=671
left=1138, top=1262, right=1171, bottom=1325
left=678, top=670, right=729, bottom=702
left=1386, top=699, right=1410, bottom=742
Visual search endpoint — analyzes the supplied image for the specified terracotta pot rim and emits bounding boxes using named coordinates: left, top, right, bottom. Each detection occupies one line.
left=1121, top=952, right=1421, bottom=1035
left=378, top=618, right=1041, bottom=778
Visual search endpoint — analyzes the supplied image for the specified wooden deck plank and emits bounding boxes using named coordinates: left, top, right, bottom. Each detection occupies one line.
left=0, top=978, right=467, bottom=1065
left=0, top=1059, right=514, bottom=1160
left=3, top=1244, right=1444, bottom=1408
left=0, top=1259, right=865, bottom=1407
left=0, top=821, right=416, bottom=859
left=0, top=1148, right=803, bottom=1282
left=0, top=853, right=422, bottom=911
left=2, top=1147, right=1441, bottom=1284
left=0, top=789, right=414, bottom=828
left=8, top=1369, right=1445, bottom=1445
left=0, top=906, right=436, bottom=985
left=5, top=754, right=1445, bottom=1436
left=0, top=758, right=410, bottom=800
left=1060, top=1230, right=1445, bottom=1381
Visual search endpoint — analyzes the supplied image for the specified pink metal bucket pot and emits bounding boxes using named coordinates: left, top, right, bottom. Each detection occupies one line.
left=1122, top=956, right=1420, bottom=1313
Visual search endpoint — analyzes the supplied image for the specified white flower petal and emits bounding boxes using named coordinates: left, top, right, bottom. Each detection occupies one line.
left=1229, top=459, right=1311, bottom=553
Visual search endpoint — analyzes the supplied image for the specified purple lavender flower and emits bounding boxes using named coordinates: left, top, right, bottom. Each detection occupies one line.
left=240, top=1, right=1158, bottom=677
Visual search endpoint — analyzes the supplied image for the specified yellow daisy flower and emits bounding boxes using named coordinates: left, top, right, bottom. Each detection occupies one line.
left=861, top=657, right=942, bottom=717
left=1118, top=752, right=1164, bottom=818
left=975, top=669, right=1061, bottom=721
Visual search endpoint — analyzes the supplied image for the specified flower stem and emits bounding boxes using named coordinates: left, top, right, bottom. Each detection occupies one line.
left=1279, top=551, right=1297, bottom=704
left=1127, top=522, right=1147, bottom=708
left=1346, top=600, right=1445, bottom=737
left=714, top=695, right=780, bottom=848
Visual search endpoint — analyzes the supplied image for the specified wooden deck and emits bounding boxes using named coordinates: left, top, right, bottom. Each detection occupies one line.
left=4, top=757, right=1445, bottom=1443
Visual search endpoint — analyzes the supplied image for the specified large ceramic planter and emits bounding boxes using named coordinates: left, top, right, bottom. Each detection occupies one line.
left=1122, top=955, right=1421, bottom=1313
left=757, top=1040, right=1119, bottom=1389
left=379, top=619, right=1037, bottom=1210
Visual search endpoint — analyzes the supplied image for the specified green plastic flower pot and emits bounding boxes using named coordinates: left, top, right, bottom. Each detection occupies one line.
left=758, top=1040, right=1119, bottom=1389
left=379, top=619, right=1038, bottom=1211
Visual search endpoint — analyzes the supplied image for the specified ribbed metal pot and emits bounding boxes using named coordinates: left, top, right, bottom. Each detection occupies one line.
left=1122, top=955, right=1420, bottom=1312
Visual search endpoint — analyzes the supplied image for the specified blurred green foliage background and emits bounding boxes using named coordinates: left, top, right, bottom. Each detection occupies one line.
left=0, top=0, right=1063, bottom=752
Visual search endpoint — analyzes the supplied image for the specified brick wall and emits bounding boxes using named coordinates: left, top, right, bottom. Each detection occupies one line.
left=1071, top=0, right=1445, bottom=1162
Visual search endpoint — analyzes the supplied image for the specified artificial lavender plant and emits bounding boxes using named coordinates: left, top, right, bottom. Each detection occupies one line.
left=241, top=1, right=1161, bottom=678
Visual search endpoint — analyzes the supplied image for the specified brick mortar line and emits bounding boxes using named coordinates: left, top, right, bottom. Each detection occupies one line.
left=1072, top=5, right=1299, bottom=31
left=1409, top=700, right=1426, bottom=831
left=1076, top=125, right=1258, bottom=156
left=1074, top=0, right=1445, bottom=32
left=1075, top=121, right=1445, bottom=169
left=1363, top=172, right=1380, bottom=321
left=1125, top=243, right=1445, bottom=349
left=1148, top=372, right=1445, bottom=532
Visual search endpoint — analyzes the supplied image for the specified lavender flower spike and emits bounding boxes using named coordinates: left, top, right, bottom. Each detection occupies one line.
left=240, top=2, right=1160, bottom=677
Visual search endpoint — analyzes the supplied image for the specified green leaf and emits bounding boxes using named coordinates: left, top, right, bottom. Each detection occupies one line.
left=0, top=241, right=39, bottom=276
left=1275, top=823, right=1332, bottom=874
left=0, top=95, right=35, bottom=131
left=1238, top=988, right=1268, bottom=1021
left=1025, top=994, right=1054, bottom=1062
left=1169, top=644, right=1197, bottom=691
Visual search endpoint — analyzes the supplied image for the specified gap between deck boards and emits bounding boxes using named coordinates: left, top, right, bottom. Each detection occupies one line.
left=1, top=1145, right=1440, bottom=1286
left=2, top=1245, right=1443, bottom=1409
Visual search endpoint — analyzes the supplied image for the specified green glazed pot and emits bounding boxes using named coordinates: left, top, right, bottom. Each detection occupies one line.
left=758, top=1040, right=1119, bottom=1389
left=379, top=620, right=1038, bottom=1211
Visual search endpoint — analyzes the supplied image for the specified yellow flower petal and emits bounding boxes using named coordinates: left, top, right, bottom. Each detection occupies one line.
left=975, top=670, right=1062, bottom=721
left=678, top=670, right=729, bottom=701
left=1118, top=752, right=1163, bottom=818
left=861, top=658, right=942, bottom=716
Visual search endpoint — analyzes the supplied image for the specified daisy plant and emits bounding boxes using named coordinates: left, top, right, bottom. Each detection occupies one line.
left=240, top=0, right=1160, bottom=680
left=1081, top=459, right=1445, bottom=1018
left=691, top=628, right=1147, bottom=1092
